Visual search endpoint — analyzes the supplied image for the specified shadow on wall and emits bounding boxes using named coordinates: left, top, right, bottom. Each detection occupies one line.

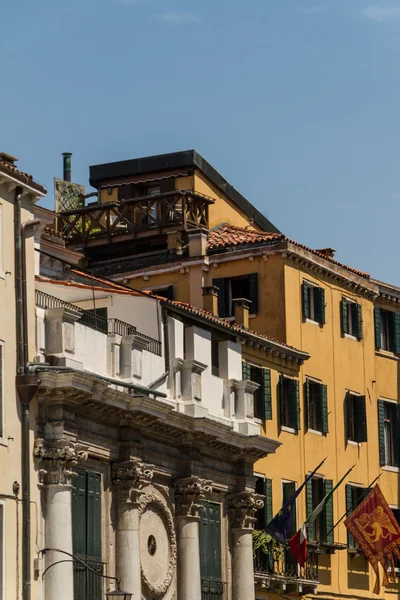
left=347, top=555, right=369, bottom=590
left=317, top=554, right=331, bottom=586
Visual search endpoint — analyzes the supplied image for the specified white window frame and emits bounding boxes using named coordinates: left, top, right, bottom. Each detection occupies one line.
left=0, top=500, right=4, bottom=600
left=303, top=279, right=319, bottom=324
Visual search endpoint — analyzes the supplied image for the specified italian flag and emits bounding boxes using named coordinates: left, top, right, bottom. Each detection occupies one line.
left=289, top=467, right=353, bottom=567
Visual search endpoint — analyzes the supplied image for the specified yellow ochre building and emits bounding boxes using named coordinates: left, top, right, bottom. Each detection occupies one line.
left=55, top=150, right=400, bottom=600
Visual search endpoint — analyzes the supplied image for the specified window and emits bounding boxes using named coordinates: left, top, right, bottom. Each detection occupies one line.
left=305, top=379, right=328, bottom=433
left=0, top=343, right=3, bottom=438
left=282, top=481, right=297, bottom=538
left=255, top=477, right=272, bottom=529
left=199, top=502, right=222, bottom=594
left=345, top=392, right=367, bottom=443
left=242, top=362, right=272, bottom=421
left=146, top=285, right=174, bottom=301
left=302, top=281, right=325, bottom=324
left=375, top=308, right=400, bottom=353
left=390, top=509, right=400, bottom=570
left=279, top=376, right=300, bottom=431
left=341, top=298, right=362, bottom=340
left=378, top=400, right=400, bottom=467
left=211, top=337, right=219, bottom=377
left=306, top=478, right=333, bottom=543
left=346, top=485, right=366, bottom=548
left=212, top=274, right=258, bottom=318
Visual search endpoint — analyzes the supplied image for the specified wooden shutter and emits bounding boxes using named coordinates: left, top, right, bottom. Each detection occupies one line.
left=212, top=278, right=227, bottom=318
left=279, top=375, right=284, bottom=426
left=321, top=384, right=328, bottom=434
left=378, top=400, right=386, bottom=466
left=264, top=479, right=273, bottom=526
left=72, top=468, right=87, bottom=557
left=393, top=313, right=400, bottom=354
left=346, top=485, right=355, bottom=547
left=323, top=479, right=334, bottom=544
left=314, top=287, right=325, bottom=325
left=248, top=273, right=259, bottom=314
left=355, top=395, right=367, bottom=443
left=305, top=380, right=311, bottom=429
left=87, top=472, right=101, bottom=560
left=345, top=392, right=353, bottom=442
left=306, top=480, right=314, bottom=541
left=287, top=380, right=300, bottom=430
left=341, top=299, right=348, bottom=335
left=262, top=369, right=272, bottom=420
left=199, top=502, right=222, bottom=582
left=355, top=304, right=363, bottom=340
left=302, top=282, right=309, bottom=319
left=242, top=361, right=251, bottom=381
left=374, top=307, right=381, bottom=350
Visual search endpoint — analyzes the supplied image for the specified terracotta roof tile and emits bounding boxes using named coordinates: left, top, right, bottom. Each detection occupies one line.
left=0, top=155, right=46, bottom=194
left=208, top=224, right=370, bottom=280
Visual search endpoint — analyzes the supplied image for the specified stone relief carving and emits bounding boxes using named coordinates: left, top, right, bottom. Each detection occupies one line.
left=174, top=476, right=213, bottom=518
left=33, top=438, right=88, bottom=486
left=138, top=492, right=177, bottom=598
left=228, top=491, right=264, bottom=529
left=111, top=458, right=154, bottom=503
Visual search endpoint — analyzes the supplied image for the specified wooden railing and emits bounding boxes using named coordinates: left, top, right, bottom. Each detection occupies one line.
left=58, top=190, right=213, bottom=244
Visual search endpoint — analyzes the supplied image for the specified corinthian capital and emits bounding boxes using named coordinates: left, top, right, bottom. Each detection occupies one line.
left=228, top=491, right=264, bottom=530
left=112, top=458, right=154, bottom=503
left=174, top=476, right=212, bottom=518
left=34, top=438, right=88, bottom=486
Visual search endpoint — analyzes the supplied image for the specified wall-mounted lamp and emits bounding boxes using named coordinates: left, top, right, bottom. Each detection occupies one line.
left=105, top=587, right=132, bottom=600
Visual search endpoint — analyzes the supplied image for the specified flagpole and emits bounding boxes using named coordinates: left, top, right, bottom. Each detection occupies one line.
left=317, top=473, right=381, bottom=546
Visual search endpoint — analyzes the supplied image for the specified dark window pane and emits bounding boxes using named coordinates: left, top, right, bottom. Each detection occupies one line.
left=211, top=338, right=219, bottom=377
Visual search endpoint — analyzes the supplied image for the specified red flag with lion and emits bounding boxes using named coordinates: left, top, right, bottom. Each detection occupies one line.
left=345, top=485, right=400, bottom=594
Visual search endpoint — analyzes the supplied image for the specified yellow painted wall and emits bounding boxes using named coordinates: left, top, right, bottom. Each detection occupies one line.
left=129, top=270, right=191, bottom=304
left=99, top=187, right=118, bottom=203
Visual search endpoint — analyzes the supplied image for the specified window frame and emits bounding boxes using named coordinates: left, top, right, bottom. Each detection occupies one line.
left=380, top=309, right=391, bottom=351
left=302, top=280, right=325, bottom=325
left=305, top=376, right=328, bottom=434
left=346, top=391, right=367, bottom=444
left=279, top=376, right=300, bottom=432
left=282, top=480, right=297, bottom=538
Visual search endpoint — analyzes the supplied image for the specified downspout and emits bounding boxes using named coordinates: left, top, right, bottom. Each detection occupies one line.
left=14, top=187, right=40, bottom=600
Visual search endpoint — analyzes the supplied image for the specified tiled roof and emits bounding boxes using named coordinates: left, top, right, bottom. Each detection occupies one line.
left=0, top=155, right=46, bottom=194
left=208, top=224, right=370, bottom=280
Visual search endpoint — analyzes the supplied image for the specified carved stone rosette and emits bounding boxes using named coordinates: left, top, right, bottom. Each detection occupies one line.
left=174, top=476, right=212, bottom=518
left=34, top=438, right=88, bottom=486
left=111, top=458, right=154, bottom=504
left=228, top=491, right=264, bottom=530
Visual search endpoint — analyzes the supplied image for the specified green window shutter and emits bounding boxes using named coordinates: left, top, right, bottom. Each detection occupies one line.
left=323, top=479, right=334, bottom=544
left=302, top=282, right=309, bottom=319
left=262, top=368, right=272, bottom=420
left=72, top=468, right=87, bottom=557
left=287, top=380, right=300, bottom=430
left=305, top=380, right=311, bottom=429
left=345, top=392, right=352, bottom=441
left=87, top=471, right=101, bottom=559
left=314, top=287, right=325, bottom=325
left=248, top=273, right=259, bottom=314
left=242, top=361, right=251, bottom=381
left=321, top=384, right=328, bottom=434
left=213, top=278, right=227, bottom=318
left=355, top=304, right=363, bottom=340
left=306, top=480, right=314, bottom=541
left=341, top=299, right=348, bottom=335
left=378, top=400, right=386, bottom=466
left=199, top=502, right=222, bottom=582
left=374, top=307, right=381, bottom=350
left=346, top=485, right=355, bottom=547
left=393, top=313, right=400, bottom=354
left=279, top=375, right=284, bottom=426
left=264, top=478, right=273, bottom=526
left=355, top=395, right=367, bottom=443
left=395, top=405, right=400, bottom=468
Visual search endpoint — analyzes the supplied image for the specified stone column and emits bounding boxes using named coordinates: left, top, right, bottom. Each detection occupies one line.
left=34, top=438, right=88, bottom=600
left=174, top=477, right=212, bottom=600
left=228, top=492, right=264, bottom=600
left=112, top=459, right=154, bottom=600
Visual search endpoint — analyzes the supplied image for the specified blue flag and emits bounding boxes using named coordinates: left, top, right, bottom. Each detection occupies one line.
left=265, top=458, right=326, bottom=544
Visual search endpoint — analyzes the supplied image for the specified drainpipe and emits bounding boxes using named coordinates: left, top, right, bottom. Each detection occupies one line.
left=14, top=187, right=41, bottom=600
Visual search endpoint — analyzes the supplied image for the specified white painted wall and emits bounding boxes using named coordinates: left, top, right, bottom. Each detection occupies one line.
left=75, top=324, right=107, bottom=375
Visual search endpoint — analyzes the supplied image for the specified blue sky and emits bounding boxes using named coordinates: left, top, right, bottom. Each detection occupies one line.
left=1, top=0, right=400, bottom=283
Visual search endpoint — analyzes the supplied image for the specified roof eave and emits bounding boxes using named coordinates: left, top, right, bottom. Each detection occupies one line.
left=0, top=166, right=46, bottom=199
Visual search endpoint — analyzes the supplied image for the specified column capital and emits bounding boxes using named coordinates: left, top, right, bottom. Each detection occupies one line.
left=228, top=491, right=264, bottom=530
left=174, top=476, right=212, bottom=518
left=34, top=438, right=88, bottom=486
left=112, top=458, right=154, bottom=503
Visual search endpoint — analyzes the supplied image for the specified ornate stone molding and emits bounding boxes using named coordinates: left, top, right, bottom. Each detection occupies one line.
left=34, top=438, right=88, bottom=486
left=111, top=458, right=154, bottom=503
left=174, top=476, right=212, bottom=518
left=228, top=491, right=264, bottom=530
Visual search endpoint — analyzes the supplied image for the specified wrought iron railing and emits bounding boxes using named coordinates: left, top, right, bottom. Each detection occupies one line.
left=73, top=556, right=105, bottom=600
left=201, top=578, right=227, bottom=600
left=58, top=189, right=214, bottom=243
left=35, top=290, right=83, bottom=314
left=108, top=318, right=137, bottom=336
left=80, top=310, right=108, bottom=334
left=254, top=545, right=318, bottom=581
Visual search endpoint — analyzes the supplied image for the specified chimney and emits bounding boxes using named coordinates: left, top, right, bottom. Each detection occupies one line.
left=202, top=285, right=219, bottom=317
left=315, top=247, right=336, bottom=259
left=62, top=152, right=72, bottom=182
left=233, top=298, right=251, bottom=329
left=0, top=152, right=18, bottom=165
left=188, top=228, right=208, bottom=258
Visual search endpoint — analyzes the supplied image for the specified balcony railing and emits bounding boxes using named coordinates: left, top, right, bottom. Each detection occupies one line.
left=201, top=579, right=227, bottom=600
left=254, top=545, right=318, bottom=582
left=58, top=190, right=214, bottom=244
left=73, top=556, right=105, bottom=600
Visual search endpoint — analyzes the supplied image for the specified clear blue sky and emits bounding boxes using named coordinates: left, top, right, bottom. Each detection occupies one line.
left=1, top=0, right=399, bottom=283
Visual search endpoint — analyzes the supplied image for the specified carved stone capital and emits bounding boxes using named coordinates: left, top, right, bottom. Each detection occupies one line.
left=111, top=458, right=154, bottom=503
left=174, top=476, right=212, bottom=518
left=228, top=491, right=264, bottom=530
left=34, top=438, right=88, bottom=487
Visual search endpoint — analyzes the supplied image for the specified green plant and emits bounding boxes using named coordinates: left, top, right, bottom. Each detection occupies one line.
left=252, top=529, right=285, bottom=559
